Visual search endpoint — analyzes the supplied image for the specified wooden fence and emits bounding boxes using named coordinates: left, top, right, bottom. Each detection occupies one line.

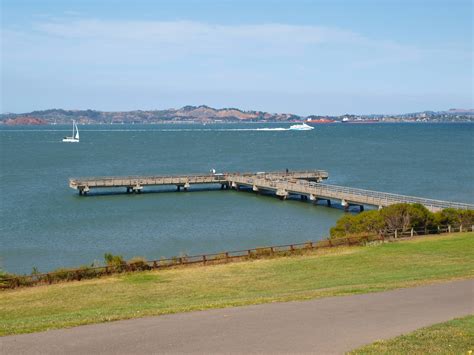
left=1, top=225, right=472, bottom=289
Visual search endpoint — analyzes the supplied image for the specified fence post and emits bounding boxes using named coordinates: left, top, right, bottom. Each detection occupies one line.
left=448, top=225, right=451, bottom=233
left=460, top=225, right=463, bottom=233
left=410, top=228, right=414, bottom=237
left=225, top=252, right=229, bottom=262
left=472, top=225, right=474, bottom=232
left=395, top=229, right=398, bottom=238
left=202, top=255, right=206, bottom=265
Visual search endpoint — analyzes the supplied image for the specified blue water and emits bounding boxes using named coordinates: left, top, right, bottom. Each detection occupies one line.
left=1, top=123, right=473, bottom=274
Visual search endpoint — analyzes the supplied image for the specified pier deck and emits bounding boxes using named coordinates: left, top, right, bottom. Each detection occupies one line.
left=69, top=171, right=328, bottom=194
left=69, top=170, right=473, bottom=212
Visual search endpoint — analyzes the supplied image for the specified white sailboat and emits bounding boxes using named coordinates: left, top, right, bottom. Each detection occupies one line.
left=62, top=121, right=80, bottom=142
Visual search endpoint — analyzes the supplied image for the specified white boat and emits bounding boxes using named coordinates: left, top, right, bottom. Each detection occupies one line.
left=289, top=122, right=314, bottom=131
left=62, top=121, right=80, bottom=142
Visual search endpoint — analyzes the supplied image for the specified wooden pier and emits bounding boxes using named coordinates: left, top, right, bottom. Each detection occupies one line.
left=69, top=170, right=473, bottom=212
left=69, top=171, right=328, bottom=194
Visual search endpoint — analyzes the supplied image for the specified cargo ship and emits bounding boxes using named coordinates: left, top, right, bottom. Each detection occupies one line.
left=341, top=117, right=379, bottom=124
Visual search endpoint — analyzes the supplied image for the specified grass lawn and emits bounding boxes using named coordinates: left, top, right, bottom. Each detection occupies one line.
left=1, top=233, right=473, bottom=336
left=350, top=315, right=474, bottom=354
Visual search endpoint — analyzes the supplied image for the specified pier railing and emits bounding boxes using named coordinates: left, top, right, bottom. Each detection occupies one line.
left=232, top=176, right=474, bottom=211
left=308, top=183, right=474, bottom=210
left=69, top=170, right=329, bottom=190
left=1, top=225, right=472, bottom=289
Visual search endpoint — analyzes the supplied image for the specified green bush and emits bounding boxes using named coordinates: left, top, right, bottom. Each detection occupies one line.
left=458, top=210, right=474, bottom=228
left=330, top=210, right=384, bottom=238
left=104, top=253, right=126, bottom=272
left=434, top=208, right=460, bottom=226
left=330, top=204, right=469, bottom=238
left=379, top=203, right=434, bottom=232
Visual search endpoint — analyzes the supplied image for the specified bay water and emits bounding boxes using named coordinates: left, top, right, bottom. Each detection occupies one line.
left=1, top=123, right=473, bottom=274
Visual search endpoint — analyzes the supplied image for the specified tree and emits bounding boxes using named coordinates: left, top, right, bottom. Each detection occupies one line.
left=379, top=204, right=413, bottom=231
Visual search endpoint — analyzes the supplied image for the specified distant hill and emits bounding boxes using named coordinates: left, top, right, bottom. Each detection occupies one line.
left=2, top=116, right=48, bottom=125
left=0, top=106, right=301, bottom=125
left=1, top=105, right=472, bottom=125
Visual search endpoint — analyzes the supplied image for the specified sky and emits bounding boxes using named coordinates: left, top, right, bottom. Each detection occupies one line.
left=1, top=0, right=472, bottom=115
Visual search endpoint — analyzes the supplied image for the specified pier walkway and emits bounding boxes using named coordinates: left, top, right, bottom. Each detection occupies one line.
left=69, top=170, right=328, bottom=194
left=69, top=170, right=473, bottom=212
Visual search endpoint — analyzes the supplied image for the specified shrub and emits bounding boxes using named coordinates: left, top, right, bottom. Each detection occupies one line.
left=382, top=204, right=411, bottom=231
left=0, top=268, right=13, bottom=288
left=458, top=210, right=474, bottom=228
left=128, top=257, right=150, bottom=271
left=76, top=265, right=101, bottom=279
left=253, top=247, right=274, bottom=258
left=433, top=208, right=474, bottom=229
left=329, top=203, right=456, bottom=238
left=49, top=268, right=77, bottom=282
left=104, top=253, right=126, bottom=272
left=330, top=210, right=384, bottom=238
left=433, top=208, right=461, bottom=226
left=408, top=203, right=435, bottom=231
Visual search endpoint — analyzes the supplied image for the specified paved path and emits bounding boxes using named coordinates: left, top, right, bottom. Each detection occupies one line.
left=2, top=279, right=473, bottom=354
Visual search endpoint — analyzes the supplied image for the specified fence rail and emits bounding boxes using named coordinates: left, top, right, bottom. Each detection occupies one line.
left=1, top=225, right=472, bottom=290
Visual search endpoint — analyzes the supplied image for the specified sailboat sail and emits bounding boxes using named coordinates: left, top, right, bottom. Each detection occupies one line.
left=74, top=123, right=79, bottom=139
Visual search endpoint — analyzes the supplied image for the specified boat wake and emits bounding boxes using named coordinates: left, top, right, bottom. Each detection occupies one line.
left=1, top=128, right=293, bottom=132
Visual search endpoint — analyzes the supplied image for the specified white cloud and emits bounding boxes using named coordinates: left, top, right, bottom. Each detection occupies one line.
left=2, top=19, right=417, bottom=60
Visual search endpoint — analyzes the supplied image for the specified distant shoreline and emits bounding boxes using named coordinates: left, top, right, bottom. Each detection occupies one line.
left=1, top=120, right=474, bottom=126
left=0, top=119, right=474, bottom=127
left=1, top=105, right=473, bottom=125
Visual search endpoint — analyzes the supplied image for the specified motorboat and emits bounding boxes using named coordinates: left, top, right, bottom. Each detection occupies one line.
left=289, top=122, right=314, bottom=131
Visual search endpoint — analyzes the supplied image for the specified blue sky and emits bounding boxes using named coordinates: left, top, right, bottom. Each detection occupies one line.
left=1, top=0, right=472, bottom=115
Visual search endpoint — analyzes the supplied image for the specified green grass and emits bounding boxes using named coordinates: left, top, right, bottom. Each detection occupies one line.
left=1, top=233, right=473, bottom=336
left=350, top=315, right=474, bottom=354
